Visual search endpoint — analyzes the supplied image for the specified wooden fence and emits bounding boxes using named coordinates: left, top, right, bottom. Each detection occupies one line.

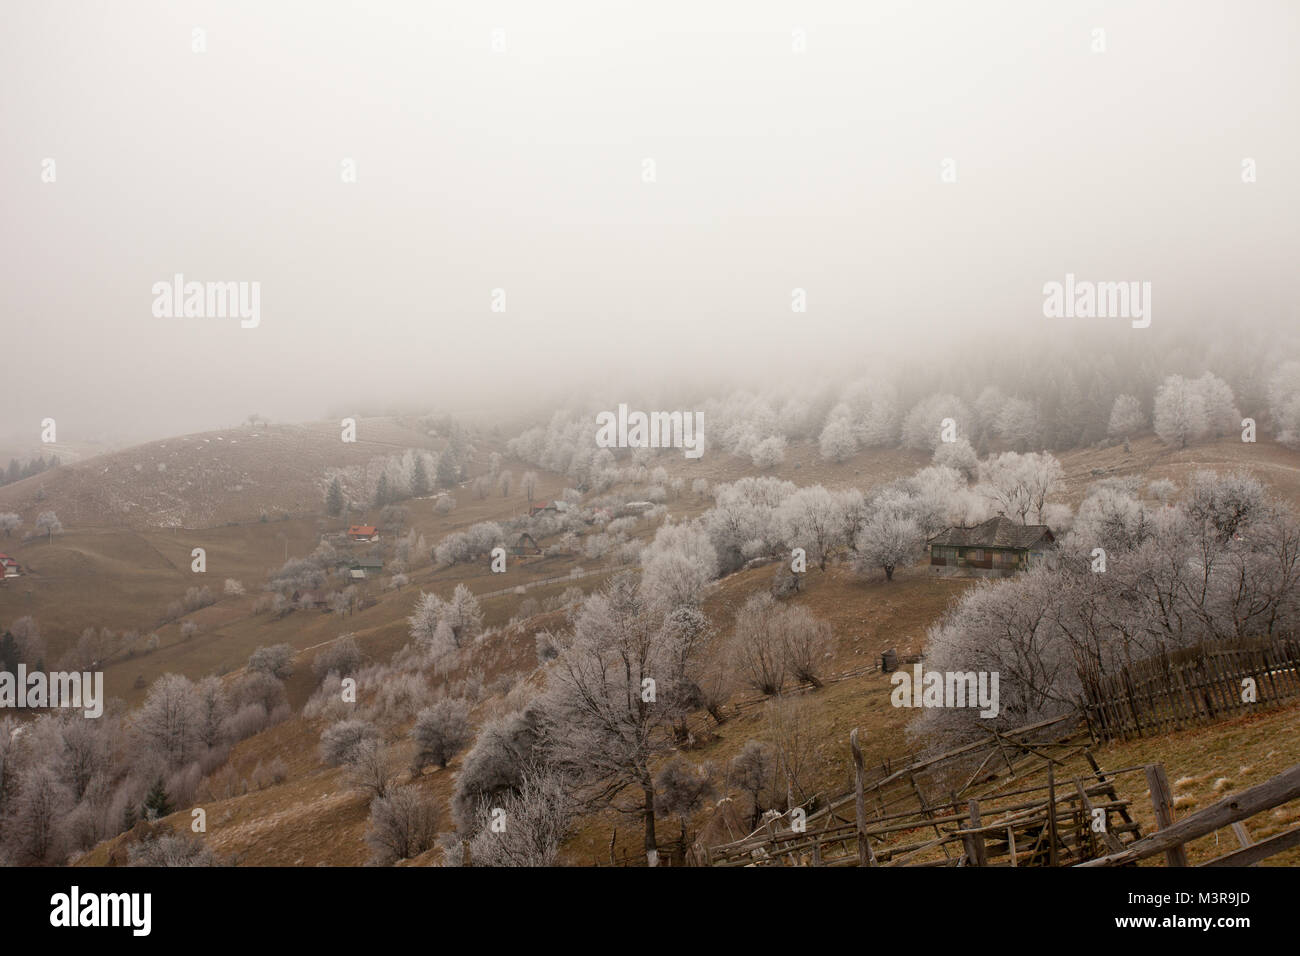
left=1080, top=762, right=1300, bottom=867
left=694, top=713, right=1149, bottom=867
left=1081, top=635, right=1300, bottom=743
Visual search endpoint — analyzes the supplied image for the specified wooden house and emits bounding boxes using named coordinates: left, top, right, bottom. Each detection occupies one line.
left=927, top=515, right=1054, bottom=577
left=510, top=533, right=542, bottom=556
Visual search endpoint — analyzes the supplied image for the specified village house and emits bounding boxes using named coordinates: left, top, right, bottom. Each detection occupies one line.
left=0, top=554, right=20, bottom=578
left=291, top=588, right=330, bottom=609
left=347, top=525, right=379, bottom=543
left=927, top=515, right=1055, bottom=577
left=349, top=557, right=384, bottom=579
left=510, top=532, right=541, bottom=556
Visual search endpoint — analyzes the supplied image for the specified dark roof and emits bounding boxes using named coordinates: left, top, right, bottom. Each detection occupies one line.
left=928, top=515, right=1054, bottom=550
left=351, top=557, right=384, bottom=569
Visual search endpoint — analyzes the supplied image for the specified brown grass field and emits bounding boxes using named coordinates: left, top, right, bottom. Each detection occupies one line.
left=3, top=425, right=1297, bottom=866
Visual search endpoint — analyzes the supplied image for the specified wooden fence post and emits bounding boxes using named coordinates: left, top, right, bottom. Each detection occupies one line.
left=1144, top=764, right=1188, bottom=867
left=1047, top=761, right=1060, bottom=866
left=850, top=728, right=877, bottom=866
left=963, top=799, right=987, bottom=866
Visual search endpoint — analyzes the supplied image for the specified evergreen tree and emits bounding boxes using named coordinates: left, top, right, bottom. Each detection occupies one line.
left=411, top=456, right=431, bottom=497
left=325, top=477, right=345, bottom=517
left=0, top=632, right=17, bottom=673
left=143, top=776, right=172, bottom=821
left=373, top=474, right=391, bottom=508
left=436, top=450, right=459, bottom=489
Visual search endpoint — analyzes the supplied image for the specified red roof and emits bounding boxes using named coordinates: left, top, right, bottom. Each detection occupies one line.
left=347, top=525, right=377, bottom=536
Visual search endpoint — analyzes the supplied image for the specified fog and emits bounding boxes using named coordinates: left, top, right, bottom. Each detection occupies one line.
left=3, top=0, right=1298, bottom=452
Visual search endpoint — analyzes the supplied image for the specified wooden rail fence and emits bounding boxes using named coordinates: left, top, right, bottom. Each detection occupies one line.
left=1080, top=762, right=1300, bottom=867
left=1081, top=636, right=1300, bottom=743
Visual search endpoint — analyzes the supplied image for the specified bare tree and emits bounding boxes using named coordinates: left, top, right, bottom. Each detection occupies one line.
left=134, top=674, right=202, bottom=769
left=729, top=740, right=776, bottom=830
left=654, top=758, right=716, bottom=849
left=544, top=575, right=685, bottom=866
left=313, top=635, right=362, bottom=680
left=731, top=593, right=787, bottom=696
left=6, top=764, right=72, bottom=864
left=319, top=718, right=380, bottom=767
left=411, top=697, right=473, bottom=772
left=247, top=643, right=294, bottom=680
left=128, top=831, right=220, bottom=866
left=364, top=785, right=439, bottom=865
left=467, top=772, right=572, bottom=867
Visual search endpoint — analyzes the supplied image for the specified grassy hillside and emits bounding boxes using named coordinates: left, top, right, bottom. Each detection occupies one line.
left=18, top=426, right=1300, bottom=867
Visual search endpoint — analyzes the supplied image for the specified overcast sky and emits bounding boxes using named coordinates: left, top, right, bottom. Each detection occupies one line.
left=3, top=0, right=1298, bottom=451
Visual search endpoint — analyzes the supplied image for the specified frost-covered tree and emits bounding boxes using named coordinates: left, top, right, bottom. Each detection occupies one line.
left=445, top=584, right=484, bottom=646
left=6, top=764, right=72, bottom=864
left=35, top=511, right=61, bottom=542
left=776, top=485, right=847, bottom=571
left=467, top=772, right=572, bottom=867
left=319, top=718, right=380, bottom=767
left=128, top=832, right=219, bottom=867
left=750, top=435, right=787, bottom=469
left=247, top=643, right=294, bottom=680
left=730, top=593, right=788, bottom=695
left=134, top=674, right=202, bottom=769
left=640, top=521, right=719, bottom=609
left=1153, top=375, right=1209, bottom=448
left=977, top=452, right=1063, bottom=524
left=818, top=413, right=858, bottom=463
left=853, top=511, right=924, bottom=581
left=1107, top=394, right=1146, bottom=444
left=994, top=397, right=1040, bottom=450
left=931, top=437, right=979, bottom=480
left=1193, top=372, right=1240, bottom=438
left=408, top=592, right=447, bottom=646
left=901, top=394, right=969, bottom=451
left=411, top=697, right=473, bottom=771
left=1268, top=361, right=1300, bottom=447
left=195, top=676, right=231, bottom=751
left=544, top=576, right=686, bottom=866
left=313, top=635, right=362, bottom=680
left=365, top=785, right=439, bottom=865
